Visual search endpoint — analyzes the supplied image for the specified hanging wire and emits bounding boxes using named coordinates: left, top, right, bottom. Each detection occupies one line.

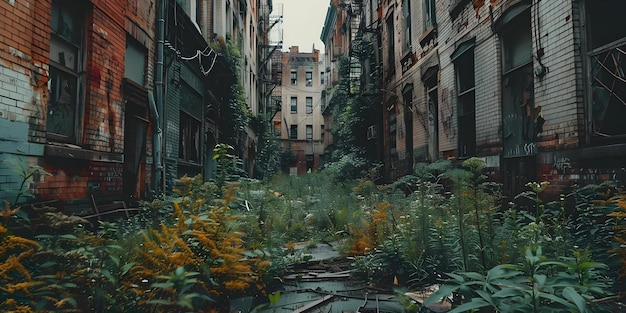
left=164, top=40, right=219, bottom=76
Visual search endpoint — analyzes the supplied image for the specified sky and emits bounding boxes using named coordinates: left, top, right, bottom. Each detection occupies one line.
left=272, top=0, right=329, bottom=53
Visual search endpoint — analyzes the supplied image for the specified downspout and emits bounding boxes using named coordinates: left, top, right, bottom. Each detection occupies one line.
left=151, top=0, right=166, bottom=195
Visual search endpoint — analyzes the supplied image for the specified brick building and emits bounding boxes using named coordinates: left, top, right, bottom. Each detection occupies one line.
left=0, top=0, right=276, bottom=207
left=323, top=0, right=626, bottom=197
left=277, top=46, right=325, bottom=175
left=0, top=0, right=155, bottom=206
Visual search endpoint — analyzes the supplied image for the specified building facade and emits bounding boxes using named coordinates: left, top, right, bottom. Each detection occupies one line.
left=0, top=0, right=274, bottom=207
left=0, top=0, right=155, bottom=206
left=278, top=46, right=325, bottom=175
left=322, top=0, right=626, bottom=197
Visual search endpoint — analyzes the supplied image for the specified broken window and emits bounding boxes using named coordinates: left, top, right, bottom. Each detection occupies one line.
left=179, top=83, right=202, bottom=163
left=179, top=111, right=201, bottom=163
left=452, top=39, right=476, bottom=158
left=588, top=1, right=626, bottom=140
left=500, top=7, right=537, bottom=158
left=47, top=0, right=86, bottom=142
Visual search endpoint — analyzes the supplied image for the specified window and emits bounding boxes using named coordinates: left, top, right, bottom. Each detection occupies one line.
left=389, top=107, right=397, bottom=153
left=47, top=0, right=85, bottom=142
left=306, top=125, right=313, bottom=141
left=179, top=111, right=201, bottom=163
left=386, top=15, right=395, bottom=75
left=273, top=121, right=281, bottom=136
left=320, top=71, right=325, bottom=85
left=125, top=37, right=147, bottom=85
left=402, top=84, right=414, bottom=172
left=290, top=125, right=298, bottom=139
left=452, top=39, right=476, bottom=158
left=306, top=97, right=313, bottom=114
left=306, top=154, right=314, bottom=171
left=290, top=70, right=297, bottom=85
left=321, top=124, right=325, bottom=143
left=424, top=0, right=436, bottom=30
left=403, top=0, right=411, bottom=49
left=306, top=71, right=313, bottom=86
left=290, top=97, right=297, bottom=113
left=500, top=8, right=536, bottom=157
left=587, top=1, right=626, bottom=140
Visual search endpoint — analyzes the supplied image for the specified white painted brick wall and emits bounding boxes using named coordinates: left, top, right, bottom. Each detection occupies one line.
left=0, top=66, right=33, bottom=124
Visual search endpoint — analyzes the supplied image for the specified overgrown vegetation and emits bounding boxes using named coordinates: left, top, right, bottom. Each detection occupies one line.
left=1, top=156, right=625, bottom=312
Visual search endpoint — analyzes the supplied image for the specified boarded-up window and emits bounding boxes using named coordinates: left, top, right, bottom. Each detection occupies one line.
left=125, top=37, right=146, bottom=85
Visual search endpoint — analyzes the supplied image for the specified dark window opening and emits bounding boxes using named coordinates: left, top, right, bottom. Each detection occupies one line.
left=290, top=125, right=298, bottom=139
left=454, top=48, right=476, bottom=158
left=386, top=15, right=395, bottom=77
left=179, top=111, right=201, bottom=163
left=587, top=1, right=626, bottom=51
left=306, top=71, right=313, bottom=86
left=587, top=0, right=626, bottom=141
left=501, top=8, right=537, bottom=157
left=389, top=107, right=397, bottom=154
left=47, top=0, right=85, bottom=142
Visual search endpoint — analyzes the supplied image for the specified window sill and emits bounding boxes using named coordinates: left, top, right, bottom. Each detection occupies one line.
left=45, top=143, right=123, bottom=163
left=418, top=27, right=437, bottom=48
left=449, top=0, right=471, bottom=19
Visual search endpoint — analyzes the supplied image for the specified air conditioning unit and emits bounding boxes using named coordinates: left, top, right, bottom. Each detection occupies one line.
left=367, top=125, right=376, bottom=140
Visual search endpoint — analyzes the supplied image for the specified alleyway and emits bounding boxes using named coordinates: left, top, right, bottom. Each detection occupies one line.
left=236, top=242, right=449, bottom=313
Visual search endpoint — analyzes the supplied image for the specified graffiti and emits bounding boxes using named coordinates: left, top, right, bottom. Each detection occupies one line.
left=553, top=157, right=571, bottom=173
left=440, top=87, right=455, bottom=139
left=505, top=142, right=537, bottom=157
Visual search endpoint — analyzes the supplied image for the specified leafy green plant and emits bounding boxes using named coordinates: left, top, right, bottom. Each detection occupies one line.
left=147, top=266, right=214, bottom=312
left=426, top=246, right=612, bottom=313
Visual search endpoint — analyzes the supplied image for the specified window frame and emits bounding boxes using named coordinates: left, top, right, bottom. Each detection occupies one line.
left=179, top=110, right=202, bottom=163
left=290, top=125, right=298, bottom=139
left=306, top=71, right=313, bottom=86
left=290, top=70, right=297, bottom=85
left=290, top=96, right=297, bottom=113
left=47, top=0, right=86, bottom=143
left=306, top=124, right=313, bottom=141
left=306, top=97, right=313, bottom=114
left=454, top=47, right=476, bottom=158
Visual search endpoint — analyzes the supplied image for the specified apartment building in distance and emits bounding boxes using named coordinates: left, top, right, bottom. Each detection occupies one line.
left=278, top=46, right=325, bottom=175
left=322, top=0, right=626, bottom=198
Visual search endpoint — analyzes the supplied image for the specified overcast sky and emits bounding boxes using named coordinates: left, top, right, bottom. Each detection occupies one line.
left=272, top=0, right=329, bottom=53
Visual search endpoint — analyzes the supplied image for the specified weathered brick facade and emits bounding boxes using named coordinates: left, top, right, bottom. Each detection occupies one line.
left=327, top=0, right=626, bottom=197
left=0, top=0, right=155, bottom=205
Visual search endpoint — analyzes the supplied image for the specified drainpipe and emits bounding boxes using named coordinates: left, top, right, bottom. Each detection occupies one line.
left=152, top=0, right=166, bottom=195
